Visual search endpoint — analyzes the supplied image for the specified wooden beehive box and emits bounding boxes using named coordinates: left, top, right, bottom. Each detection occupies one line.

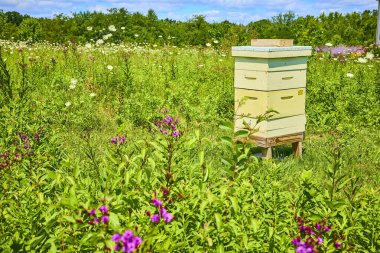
left=231, top=42, right=312, bottom=154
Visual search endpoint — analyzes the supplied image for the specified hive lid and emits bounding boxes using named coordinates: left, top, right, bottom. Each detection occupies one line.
left=232, top=46, right=312, bottom=58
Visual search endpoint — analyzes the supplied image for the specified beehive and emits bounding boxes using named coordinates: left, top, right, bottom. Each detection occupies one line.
left=232, top=45, right=312, bottom=150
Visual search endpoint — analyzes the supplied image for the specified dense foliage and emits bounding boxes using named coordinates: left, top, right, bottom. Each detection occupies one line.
left=0, top=8, right=379, bottom=47
left=0, top=40, right=379, bottom=252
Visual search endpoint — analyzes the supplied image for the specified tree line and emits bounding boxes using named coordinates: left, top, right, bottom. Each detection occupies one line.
left=0, top=8, right=378, bottom=47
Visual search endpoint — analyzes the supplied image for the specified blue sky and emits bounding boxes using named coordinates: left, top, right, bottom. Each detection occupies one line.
left=0, top=0, right=378, bottom=24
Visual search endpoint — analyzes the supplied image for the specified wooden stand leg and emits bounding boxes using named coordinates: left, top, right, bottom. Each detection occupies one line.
left=292, top=142, right=302, bottom=158
left=262, top=147, right=273, bottom=159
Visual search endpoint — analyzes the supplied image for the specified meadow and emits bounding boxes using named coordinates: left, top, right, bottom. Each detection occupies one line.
left=0, top=40, right=379, bottom=252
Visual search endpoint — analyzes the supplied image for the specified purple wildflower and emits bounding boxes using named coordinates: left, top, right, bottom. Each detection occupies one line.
left=112, top=233, right=122, bottom=242
left=122, top=230, right=134, bottom=241
left=315, top=223, right=321, bottom=230
left=119, top=136, right=126, bottom=145
left=316, top=236, right=323, bottom=245
left=152, top=198, right=162, bottom=207
left=111, top=136, right=118, bottom=144
left=292, top=237, right=301, bottom=245
left=172, top=131, right=180, bottom=137
left=163, top=212, right=173, bottom=222
left=323, top=225, right=331, bottom=232
left=88, top=208, right=96, bottom=216
left=150, top=214, right=160, bottom=223
left=99, top=205, right=109, bottom=213
left=162, top=188, right=169, bottom=196
left=93, top=217, right=100, bottom=224
left=334, top=242, right=342, bottom=249
left=101, top=215, right=109, bottom=223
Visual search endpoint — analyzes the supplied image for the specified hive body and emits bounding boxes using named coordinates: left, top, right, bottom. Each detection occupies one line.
left=232, top=46, right=312, bottom=145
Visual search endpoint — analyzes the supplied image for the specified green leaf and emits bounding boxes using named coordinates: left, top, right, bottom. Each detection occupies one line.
left=215, top=213, right=223, bottom=230
left=109, top=213, right=121, bottom=231
left=234, top=129, right=249, bottom=138
left=219, top=121, right=233, bottom=131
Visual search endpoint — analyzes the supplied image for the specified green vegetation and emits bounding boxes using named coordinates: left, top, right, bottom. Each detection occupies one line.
left=0, top=41, right=379, bottom=252
left=0, top=8, right=378, bottom=47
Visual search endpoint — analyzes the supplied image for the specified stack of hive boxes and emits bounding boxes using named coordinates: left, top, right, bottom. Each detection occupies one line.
left=232, top=44, right=312, bottom=146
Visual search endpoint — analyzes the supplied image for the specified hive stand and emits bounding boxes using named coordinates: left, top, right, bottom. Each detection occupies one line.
left=232, top=39, right=311, bottom=159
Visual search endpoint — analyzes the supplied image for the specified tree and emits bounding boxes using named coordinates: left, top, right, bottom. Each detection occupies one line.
left=17, top=18, right=42, bottom=42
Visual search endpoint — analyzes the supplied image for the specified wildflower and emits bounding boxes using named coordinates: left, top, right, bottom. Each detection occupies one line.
left=89, top=93, right=96, bottom=97
left=315, top=223, right=321, bottom=230
left=325, top=42, right=333, bottom=47
left=346, top=73, right=354, bottom=78
left=113, top=230, right=142, bottom=252
left=101, top=215, right=109, bottom=223
left=357, top=57, right=368, bottom=63
left=206, top=43, right=211, bottom=47
left=213, top=40, right=219, bottom=44
left=316, top=236, right=323, bottom=245
left=158, top=35, right=163, bottom=38
left=134, top=34, right=139, bottom=37
left=96, top=39, right=104, bottom=45
left=365, top=52, right=374, bottom=60
left=70, top=78, right=78, bottom=85
left=99, top=205, right=109, bottom=214
left=103, top=34, right=112, bottom=40
left=107, top=65, right=113, bottom=70
left=85, top=43, right=92, bottom=49
left=121, top=27, right=125, bottom=30
left=162, top=188, right=169, bottom=196
left=65, top=102, right=72, bottom=107
left=152, top=198, right=162, bottom=207
left=334, top=242, right=342, bottom=249
left=119, top=136, right=126, bottom=145
left=108, top=25, right=116, bottom=32
left=151, top=214, right=160, bottom=223
left=111, top=136, right=118, bottom=144
left=172, top=131, right=180, bottom=137
left=112, top=233, right=122, bottom=242
left=69, top=84, right=76, bottom=89
left=322, top=225, right=331, bottom=232
left=87, top=26, right=93, bottom=31
left=163, top=212, right=173, bottom=222
left=88, top=208, right=96, bottom=216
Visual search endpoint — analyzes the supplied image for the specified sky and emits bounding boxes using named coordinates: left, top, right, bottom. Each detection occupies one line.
left=0, top=0, right=378, bottom=24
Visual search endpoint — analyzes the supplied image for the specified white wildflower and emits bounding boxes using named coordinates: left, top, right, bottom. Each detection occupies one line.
left=365, top=52, right=374, bottom=60
left=70, top=79, right=78, bottom=85
left=107, top=65, right=113, bottom=70
left=213, top=40, right=219, bottom=44
left=206, top=43, right=211, bottom=47
left=85, top=43, right=92, bottom=49
left=134, top=34, right=139, bottom=37
left=121, top=27, right=125, bottom=30
left=103, top=33, right=112, bottom=40
left=65, top=102, right=72, bottom=107
left=357, top=57, right=368, bottom=63
left=69, top=84, right=76, bottom=89
left=346, top=73, right=354, bottom=78
left=96, top=39, right=104, bottom=45
left=108, top=25, right=116, bottom=32
left=89, top=93, right=96, bottom=97
left=87, top=26, right=93, bottom=31
left=325, top=42, right=333, bottom=47
left=158, top=35, right=163, bottom=38
left=198, top=64, right=204, bottom=67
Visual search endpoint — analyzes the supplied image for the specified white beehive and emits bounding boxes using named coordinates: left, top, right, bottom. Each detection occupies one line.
left=232, top=45, right=312, bottom=140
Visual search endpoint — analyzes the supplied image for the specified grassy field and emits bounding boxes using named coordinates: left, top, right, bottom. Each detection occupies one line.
left=0, top=41, right=379, bottom=252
